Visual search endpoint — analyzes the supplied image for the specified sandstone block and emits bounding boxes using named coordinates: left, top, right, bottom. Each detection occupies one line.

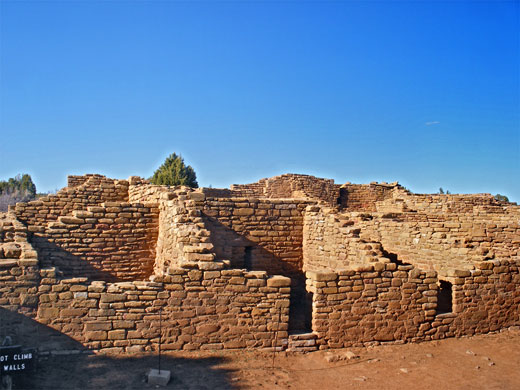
left=306, top=271, right=337, bottom=282
left=100, top=293, right=126, bottom=303
left=108, top=330, right=126, bottom=340
left=59, top=216, right=84, bottom=224
left=38, top=307, right=60, bottom=319
left=196, top=324, right=220, bottom=334
left=267, top=276, right=291, bottom=287
left=223, top=339, right=246, bottom=349
left=86, top=331, right=108, bottom=341
left=17, top=259, right=39, bottom=266
left=233, top=208, right=254, bottom=216
left=85, top=322, right=113, bottom=331
left=3, top=244, right=21, bottom=258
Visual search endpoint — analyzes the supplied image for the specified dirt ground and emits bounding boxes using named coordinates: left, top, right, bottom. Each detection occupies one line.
left=9, top=328, right=520, bottom=390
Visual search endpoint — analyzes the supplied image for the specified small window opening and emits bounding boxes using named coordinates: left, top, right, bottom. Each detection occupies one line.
left=244, top=246, right=253, bottom=270
left=437, top=280, right=453, bottom=314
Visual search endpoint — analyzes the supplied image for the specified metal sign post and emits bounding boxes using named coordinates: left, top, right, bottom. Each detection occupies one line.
left=147, top=307, right=171, bottom=386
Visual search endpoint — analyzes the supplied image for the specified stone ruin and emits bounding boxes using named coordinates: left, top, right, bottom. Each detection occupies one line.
left=0, top=173, right=518, bottom=353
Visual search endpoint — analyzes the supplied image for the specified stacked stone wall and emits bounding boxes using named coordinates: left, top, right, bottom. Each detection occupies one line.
left=203, top=198, right=313, bottom=276
left=354, top=209, right=520, bottom=275
left=32, top=203, right=158, bottom=281
left=339, top=183, right=399, bottom=211
left=128, top=178, right=175, bottom=205
left=1, top=173, right=519, bottom=354
left=226, top=174, right=338, bottom=206
left=14, top=175, right=129, bottom=227
left=68, top=174, right=104, bottom=188
left=376, top=191, right=511, bottom=214
left=303, top=206, right=385, bottom=271
left=154, top=190, right=219, bottom=273
left=201, top=188, right=238, bottom=198
left=0, top=213, right=40, bottom=316
left=34, top=268, right=290, bottom=353
left=229, top=179, right=267, bottom=198
left=307, top=258, right=519, bottom=348
left=307, top=263, right=436, bottom=347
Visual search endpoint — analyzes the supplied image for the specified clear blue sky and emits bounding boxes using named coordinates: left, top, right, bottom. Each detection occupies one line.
left=1, top=1, right=519, bottom=202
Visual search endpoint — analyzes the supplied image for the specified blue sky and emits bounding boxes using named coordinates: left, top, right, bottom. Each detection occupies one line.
left=1, top=1, right=518, bottom=202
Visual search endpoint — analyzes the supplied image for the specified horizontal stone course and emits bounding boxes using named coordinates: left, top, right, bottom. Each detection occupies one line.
left=1, top=172, right=519, bottom=354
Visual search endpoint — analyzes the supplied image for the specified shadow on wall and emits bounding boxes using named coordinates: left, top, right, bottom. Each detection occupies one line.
left=202, top=215, right=301, bottom=277
left=0, top=308, right=236, bottom=390
left=31, top=236, right=128, bottom=283
left=202, top=215, right=312, bottom=333
left=0, top=306, right=86, bottom=354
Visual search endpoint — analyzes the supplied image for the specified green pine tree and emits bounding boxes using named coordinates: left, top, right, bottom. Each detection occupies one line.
left=150, top=153, right=198, bottom=188
left=20, top=174, right=36, bottom=196
left=494, top=194, right=509, bottom=202
left=0, top=173, right=36, bottom=196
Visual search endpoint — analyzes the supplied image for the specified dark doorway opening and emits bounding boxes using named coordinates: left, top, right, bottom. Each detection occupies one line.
left=243, top=246, right=253, bottom=270
left=289, top=275, right=313, bottom=334
left=437, top=280, right=453, bottom=314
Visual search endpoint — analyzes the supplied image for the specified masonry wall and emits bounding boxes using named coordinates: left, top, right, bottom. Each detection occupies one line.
left=303, top=206, right=387, bottom=272
left=222, top=174, right=339, bottom=206
left=375, top=189, right=513, bottom=214
left=339, top=183, right=399, bottom=211
left=203, top=198, right=313, bottom=277
left=128, top=177, right=175, bottom=204
left=68, top=174, right=105, bottom=188
left=307, top=258, right=519, bottom=348
left=34, top=268, right=291, bottom=353
left=307, top=263, right=437, bottom=347
left=14, top=175, right=129, bottom=228
left=261, top=174, right=337, bottom=205
left=0, top=213, right=40, bottom=317
left=33, top=203, right=158, bottom=282
left=154, top=191, right=219, bottom=273
left=2, top=173, right=520, bottom=354
left=354, top=209, right=520, bottom=275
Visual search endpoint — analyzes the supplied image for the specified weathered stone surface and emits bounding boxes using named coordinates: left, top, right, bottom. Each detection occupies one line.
left=1, top=172, right=518, bottom=356
left=267, top=276, right=291, bottom=287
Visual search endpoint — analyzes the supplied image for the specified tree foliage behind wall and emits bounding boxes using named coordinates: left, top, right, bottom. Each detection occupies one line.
left=0, top=174, right=37, bottom=211
left=150, top=153, right=198, bottom=188
left=494, top=194, right=509, bottom=203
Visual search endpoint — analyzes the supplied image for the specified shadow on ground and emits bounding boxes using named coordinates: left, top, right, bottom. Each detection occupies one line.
left=0, top=308, right=235, bottom=390
left=31, top=353, right=235, bottom=390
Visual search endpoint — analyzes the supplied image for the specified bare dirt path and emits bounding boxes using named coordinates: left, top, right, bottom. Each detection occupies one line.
left=16, top=328, right=520, bottom=389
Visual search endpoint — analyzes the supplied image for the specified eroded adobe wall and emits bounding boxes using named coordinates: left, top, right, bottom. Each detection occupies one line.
left=203, top=198, right=314, bottom=276
left=307, top=259, right=519, bottom=348
left=33, top=268, right=290, bottom=353
left=33, top=203, right=158, bottom=282
left=14, top=175, right=129, bottom=227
